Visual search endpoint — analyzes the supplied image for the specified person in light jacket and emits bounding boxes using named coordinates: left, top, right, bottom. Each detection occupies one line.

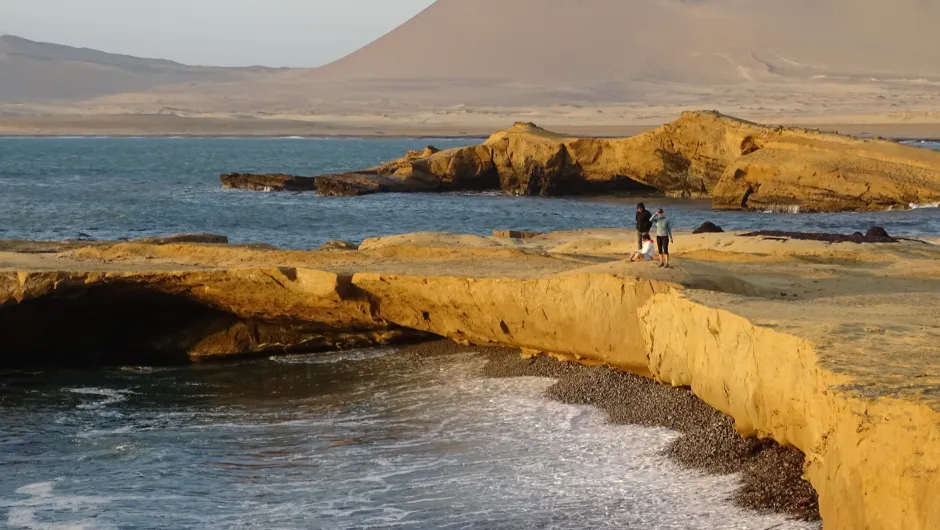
left=630, top=234, right=656, bottom=262
left=651, top=208, right=674, bottom=268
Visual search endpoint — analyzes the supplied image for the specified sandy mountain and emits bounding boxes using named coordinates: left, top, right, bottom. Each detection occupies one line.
left=0, top=35, right=277, bottom=103
left=307, top=0, right=940, bottom=87
left=80, top=0, right=940, bottom=111
left=4, top=0, right=940, bottom=134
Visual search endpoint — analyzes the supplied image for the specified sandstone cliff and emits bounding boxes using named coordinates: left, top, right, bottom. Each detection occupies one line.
left=2, top=230, right=939, bottom=529
left=295, top=112, right=940, bottom=211
left=0, top=268, right=423, bottom=364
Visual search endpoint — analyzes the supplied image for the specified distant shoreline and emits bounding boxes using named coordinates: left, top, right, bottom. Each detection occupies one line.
left=0, top=133, right=490, bottom=140
left=3, top=115, right=940, bottom=141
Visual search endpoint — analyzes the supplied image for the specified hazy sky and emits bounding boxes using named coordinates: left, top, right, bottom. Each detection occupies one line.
left=0, top=0, right=437, bottom=67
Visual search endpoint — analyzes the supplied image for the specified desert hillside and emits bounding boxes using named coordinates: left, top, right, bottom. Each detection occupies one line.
left=3, top=0, right=940, bottom=135
left=313, top=0, right=940, bottom=86
left=0, top=35, right=275, bottom=103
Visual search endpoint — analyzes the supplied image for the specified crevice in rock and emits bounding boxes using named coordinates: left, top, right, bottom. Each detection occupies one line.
left=740, top=136, right=762, bottom=156
left=0, top=285, right=230, bottom=367
left=741, top=182, right=755, bottom=209
left=0, top=284, right=433, bottom=368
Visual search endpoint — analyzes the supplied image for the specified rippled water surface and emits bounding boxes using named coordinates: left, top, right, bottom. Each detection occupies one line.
left=0, top=137, right=934, bottom=528
left=0, top=137, right=938, bottom=247
left=1, top=349, right=819, bottom=529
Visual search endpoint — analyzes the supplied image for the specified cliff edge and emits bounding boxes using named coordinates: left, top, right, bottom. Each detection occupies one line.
left=2, top=230, right=939, bottom=528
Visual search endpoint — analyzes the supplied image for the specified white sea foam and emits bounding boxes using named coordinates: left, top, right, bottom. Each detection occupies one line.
left=4, top=482, right=117, bottom=530
left=271, top=346, right=398, bottom=365
left=762, top=204, right=801, bottom=214
left=910, top=201, right=940, bottom=209
left=902, top=140, right=940, bottom=151
left=8, top=354, right=821, bottom=529
left=65, top=388, right=132, bottom=410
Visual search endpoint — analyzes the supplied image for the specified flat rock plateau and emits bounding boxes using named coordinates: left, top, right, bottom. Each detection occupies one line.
left=1, top=229, right=938, bottom=529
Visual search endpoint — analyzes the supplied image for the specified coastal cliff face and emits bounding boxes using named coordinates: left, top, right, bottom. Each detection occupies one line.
left=0, top=268, right=421, bottom=363
left=2, top=230, right=939, bottom=529
left=354, top=273, right=939, bottom=530
left=239, top=111, right=940, bottom=211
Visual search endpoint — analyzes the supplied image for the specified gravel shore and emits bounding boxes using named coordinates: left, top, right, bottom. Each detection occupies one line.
left=400, top=340, right=820, bottom=521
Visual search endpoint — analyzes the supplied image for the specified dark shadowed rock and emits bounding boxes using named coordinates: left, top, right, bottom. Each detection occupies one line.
left=493, top=230, right=544, bottom=239
left=220, top=173, right=317, bottom=192
left=693, top=221, right=725, bottom=234
left=319, top=240, right=359, bottom=251
left=740, top=230, right=898, bottom=244
left=314, top=174, right=386, bottom=196
left=135, top=233, right=229, bottom=245
left=865, top=226, right=892, bottom=240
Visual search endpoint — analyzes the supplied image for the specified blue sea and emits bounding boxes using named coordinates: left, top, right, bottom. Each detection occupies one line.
left=1, top=137, right=937, bottom=529
left=0, top=137, right=938, bottom=248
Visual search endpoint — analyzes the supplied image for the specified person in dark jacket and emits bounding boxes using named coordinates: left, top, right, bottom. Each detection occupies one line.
left=635, top=203, right=653, bottom=250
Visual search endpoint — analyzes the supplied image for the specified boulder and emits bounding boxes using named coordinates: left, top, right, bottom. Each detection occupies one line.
left=299, top=111, right=940, bottom=211
left=220, top=173, right=317, bottom=192
left=693, top=222, right=724, bottom=234
left=319, top=240, right=359, bottom=251
left=865, top=226, right=892, bottom=240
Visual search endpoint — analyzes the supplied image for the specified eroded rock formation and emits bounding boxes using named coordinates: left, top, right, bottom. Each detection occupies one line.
left=220, top=173, right=317, bottom=192
left=279, top=112, right=940, bottom=211
left=0, top=268, right=425, bottom=364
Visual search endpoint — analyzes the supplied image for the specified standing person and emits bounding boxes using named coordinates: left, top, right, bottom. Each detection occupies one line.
left=651, top=208, right=674, bottom=268
left=635, top=203, right=653, bottom=250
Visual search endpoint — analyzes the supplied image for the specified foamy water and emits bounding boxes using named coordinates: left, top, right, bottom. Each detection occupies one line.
left=0, top=349, right=819, bottom=529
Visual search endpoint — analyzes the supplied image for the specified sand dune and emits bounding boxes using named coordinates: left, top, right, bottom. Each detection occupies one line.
left=311, top=0, right=940, bottom=85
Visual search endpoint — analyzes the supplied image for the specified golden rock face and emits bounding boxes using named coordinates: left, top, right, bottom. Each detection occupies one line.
left=300, top=111, right=940, bottom=211
left=2, top=230, right=939, bottom=529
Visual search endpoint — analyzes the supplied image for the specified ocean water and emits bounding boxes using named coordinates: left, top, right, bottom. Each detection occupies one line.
left=0, top=137, right=938, bottom=248
left=0, top=137, right=936, bottom=528
left=0, top=348, right=819, bottom=529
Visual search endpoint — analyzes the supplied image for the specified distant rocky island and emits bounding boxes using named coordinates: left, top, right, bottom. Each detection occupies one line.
left=222, top=111, right=940, bottom=212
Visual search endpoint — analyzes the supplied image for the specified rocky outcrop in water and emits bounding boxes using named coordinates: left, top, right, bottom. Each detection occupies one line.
left=741, top=228, right=900, bottom=244
left=693, top=222, right=724, bottom=234
left=135, top=233, right=229, bottom=245
left=288, top=112, right=940, bottom=211
left=220, top=173, right=317, bottom=192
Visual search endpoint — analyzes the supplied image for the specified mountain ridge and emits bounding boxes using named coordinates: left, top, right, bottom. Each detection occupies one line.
left=0, top=34, right=280, bottom=103
left=3, top=0, right=940, bottom=133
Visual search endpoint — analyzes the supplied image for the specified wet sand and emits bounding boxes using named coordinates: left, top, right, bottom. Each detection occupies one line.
left=402, top=340, right=820, bottom=522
